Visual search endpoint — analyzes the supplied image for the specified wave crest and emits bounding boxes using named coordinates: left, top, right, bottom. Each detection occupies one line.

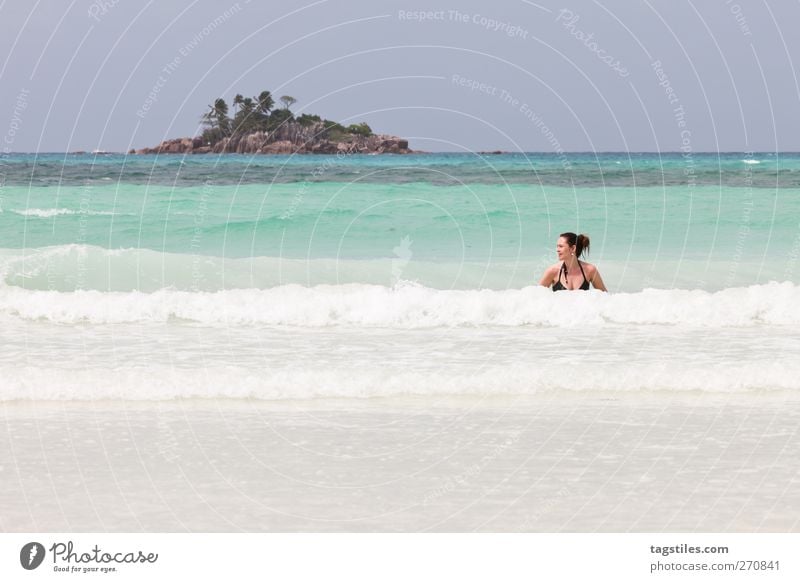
left=0, top=280, right=796, bottom=327
left=11, top=208, right=116, bottom=217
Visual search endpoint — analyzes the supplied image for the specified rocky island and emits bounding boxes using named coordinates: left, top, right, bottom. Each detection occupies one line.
left=133, top=91, right=412, bottom=155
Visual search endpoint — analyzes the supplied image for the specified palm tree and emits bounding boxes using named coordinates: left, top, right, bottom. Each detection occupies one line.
left=200, top=97, right=231, bottom=144
left=233, top=97, right=256, bottom=134
left=213, top=98, right=230, bottom=131
left=202, top=98, right=229, bottom=130
left=232, top=93, right=244, bottom=116
left=256, top=91, right=274, bottom=114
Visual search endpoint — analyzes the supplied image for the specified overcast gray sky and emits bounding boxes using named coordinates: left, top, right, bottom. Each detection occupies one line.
left=1, top=0, right=798, bottom=153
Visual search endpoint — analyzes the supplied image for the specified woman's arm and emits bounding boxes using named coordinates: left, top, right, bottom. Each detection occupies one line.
left=590, top=267, right=608, bottom=292
left=538, top=265, right=556, bottom=288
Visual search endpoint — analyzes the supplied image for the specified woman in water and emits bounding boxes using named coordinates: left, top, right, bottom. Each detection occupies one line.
left=539, top=232, right=608, bottom=292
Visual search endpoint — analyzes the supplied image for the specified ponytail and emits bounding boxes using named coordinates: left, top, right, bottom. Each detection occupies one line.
left=559, top=232, right=591, bottom=258
left=576, top=233, right=590, bottom=258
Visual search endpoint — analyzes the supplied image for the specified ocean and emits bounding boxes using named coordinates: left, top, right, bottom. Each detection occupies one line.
left=1, top=151, right=799, bottom=400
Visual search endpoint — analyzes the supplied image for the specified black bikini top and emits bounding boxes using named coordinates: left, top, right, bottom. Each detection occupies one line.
left=552, top=260, right=590, bottom=291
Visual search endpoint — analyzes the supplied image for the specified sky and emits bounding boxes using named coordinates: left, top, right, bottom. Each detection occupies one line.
left=1, top=0, right=798, bottom=153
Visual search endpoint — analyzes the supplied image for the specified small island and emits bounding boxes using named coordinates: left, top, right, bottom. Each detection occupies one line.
left=133, top=91, right=412, bottom=155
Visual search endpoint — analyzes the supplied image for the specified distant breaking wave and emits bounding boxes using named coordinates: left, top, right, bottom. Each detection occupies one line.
left=10, top=208, right=118, bottom=217
left=0, top=278, right=796, bottom=327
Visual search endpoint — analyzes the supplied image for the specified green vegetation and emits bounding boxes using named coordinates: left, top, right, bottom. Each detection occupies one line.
left=200, top=98, right=231, bottom=144
left=200, top=91, right=373, bottom=145
left=322, top=119, right=347, bottom=141
left=279, top=95, right=297, bottom=110
left=346, top=122, right=372, bottom=137
left=296, top=113, right=321, bottom=127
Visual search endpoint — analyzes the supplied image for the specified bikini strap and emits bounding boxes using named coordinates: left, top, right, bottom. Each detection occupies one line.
left=578, top=260, right=590, bottom=288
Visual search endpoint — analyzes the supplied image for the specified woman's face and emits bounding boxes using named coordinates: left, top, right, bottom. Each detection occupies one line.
left=556, top=236, right=574, bottom=261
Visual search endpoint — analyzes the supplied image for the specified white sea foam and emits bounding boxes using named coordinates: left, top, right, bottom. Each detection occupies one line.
left=0, top=278, right=797, bottom=327
left=1, top=359, right=796, bottom=401
left=12, top=208, right=116, bottom=217
left=1, top=245, right=797, bottom=328
left=2, top=245, right=797, bottom=402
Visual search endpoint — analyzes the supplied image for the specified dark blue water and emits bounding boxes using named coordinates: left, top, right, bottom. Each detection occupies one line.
left=0, top=151, right=792, bottom=187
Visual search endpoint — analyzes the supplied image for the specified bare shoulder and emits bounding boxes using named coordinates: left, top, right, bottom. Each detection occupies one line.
left=575, top=260, right=608, bottom=291
left=545, top=263, right=561, bottom=278
left=581, top=262, right=607, bottom=290
left=538, top=263, right=560, bottom=286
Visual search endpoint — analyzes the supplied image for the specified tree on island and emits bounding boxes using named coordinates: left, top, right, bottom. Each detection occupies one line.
left=268, top=108, right=294, bottom=130
left=201, top=98, right=231, bottom=144
left=199, top=90, right=373, bottom=147
left=232, top=94, right=245, bottom=118
left=257, top=91, right=274, bottom=114
left=232, top=97, right=256, bottom=134
left=297, top=113, right=321, bottom=127
left=346, top=122, right=372, bottom=137
left=279, top=95, right=297, bottom=111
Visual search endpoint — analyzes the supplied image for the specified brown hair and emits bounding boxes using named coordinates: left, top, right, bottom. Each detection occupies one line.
left=559, top=232, right=590, bottom=258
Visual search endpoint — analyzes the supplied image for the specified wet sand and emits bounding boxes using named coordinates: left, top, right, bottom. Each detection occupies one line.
left=1, top=393, right=798, bottom=532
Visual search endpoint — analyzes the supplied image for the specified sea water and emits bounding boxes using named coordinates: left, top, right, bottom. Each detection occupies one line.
left=1, top=152, right=798, bottom=399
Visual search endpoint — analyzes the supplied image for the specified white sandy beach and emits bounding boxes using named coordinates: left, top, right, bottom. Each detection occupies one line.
left=2, top=394, right=797, bottom=532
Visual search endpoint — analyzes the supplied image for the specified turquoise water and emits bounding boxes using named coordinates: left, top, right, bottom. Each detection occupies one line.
left=1, top=152, right=799, bottom=400
left=1, top=152, right=797, bottom=290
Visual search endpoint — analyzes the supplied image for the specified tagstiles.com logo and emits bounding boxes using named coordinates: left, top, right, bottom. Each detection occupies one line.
left=19, top=540, right=158, bottom=574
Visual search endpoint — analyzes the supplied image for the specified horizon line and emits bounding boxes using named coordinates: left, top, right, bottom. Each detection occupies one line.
left=1, top=150, right=791, bottom=155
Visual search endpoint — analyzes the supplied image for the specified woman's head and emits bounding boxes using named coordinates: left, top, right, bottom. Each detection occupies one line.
left=557, top=232, right=590, bottom=259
